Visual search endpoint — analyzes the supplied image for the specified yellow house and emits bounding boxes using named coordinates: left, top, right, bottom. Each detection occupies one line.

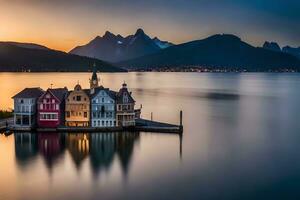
left=65, top=84, right=90, bottom=127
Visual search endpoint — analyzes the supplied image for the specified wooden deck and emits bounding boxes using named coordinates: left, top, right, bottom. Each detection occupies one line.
left=5, top=111, right=184, bottom=134
left=9, top=118, right=183, bottom=134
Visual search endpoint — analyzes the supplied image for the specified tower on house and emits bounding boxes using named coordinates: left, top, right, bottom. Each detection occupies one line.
left=90, top=63, right=99, bottom=89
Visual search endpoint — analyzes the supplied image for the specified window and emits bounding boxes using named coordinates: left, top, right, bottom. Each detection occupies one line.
left=16, top=115, right=22, bottom=125
left=118, top=105, right=121, bottom=111
left=102, top=98, right=104, bottom=103
left=110, top=121, right=112, bottom=126
left=52, top=99, right=55, bottom=103
left=20, top=99, right=24, bottom=104
left=40, top=113, right=58, bottom=120
left=56, top=104, right=59, bottom=110
left=123, top=93, right=128, bottom=103
left=66, top=111, right=70, bottom=118
left=76, top=96, right=81, bottom=101
left=107, top=112, right=112, bottom=118
left=84, top=112, right=87, bottom=118
left=102, top=121, right=104, bottom=126
left=40, top=104, right=43, bottom=110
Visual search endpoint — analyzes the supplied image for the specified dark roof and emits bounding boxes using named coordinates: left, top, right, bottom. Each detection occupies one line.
left=116, top=87, right=135, bottom=104
left=12, top=87, right=45, bottom=99
left=48, top=88, right=68, bottom=101
left=90, top=86, right=116, bottom=100
left=83, top=89, right=91, bottom=97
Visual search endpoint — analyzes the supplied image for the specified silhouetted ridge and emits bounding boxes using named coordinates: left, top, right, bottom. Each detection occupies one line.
left=0, top=43, right=126, bottom=72
left=263, top=41, right=281, bottom=52
left=118, top=34, right=300, bottom=71
left=69, top=29, right=169, bottom=62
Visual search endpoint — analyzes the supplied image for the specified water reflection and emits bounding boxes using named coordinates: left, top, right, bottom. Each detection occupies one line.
left=14, top=132, right=141, bottom=176
left=38, top=133, right=66, bottom=171
left=14, top=133, right=38, bottom=168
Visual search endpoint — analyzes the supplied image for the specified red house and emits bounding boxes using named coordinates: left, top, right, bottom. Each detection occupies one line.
left=37, top=88, right=68, bottom=128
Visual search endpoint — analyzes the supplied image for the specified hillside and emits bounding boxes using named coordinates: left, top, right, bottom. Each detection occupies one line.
left=0, top=43, right=126, bottom=72
left=118, top=34, right=300, bottom=71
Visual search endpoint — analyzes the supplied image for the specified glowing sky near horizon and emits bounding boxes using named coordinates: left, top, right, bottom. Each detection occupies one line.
left=0, top=0, right=299, bottom=52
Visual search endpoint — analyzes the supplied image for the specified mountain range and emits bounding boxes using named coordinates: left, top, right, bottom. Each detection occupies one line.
left=69, top=29, right=173, bottom=62
left=118, top=34, right=300, bottom=71
left=0, top=42, right=126, bottom=72
left=1, top=29, right=300, bottom=72
left=263, top=41, right=300, bottom=59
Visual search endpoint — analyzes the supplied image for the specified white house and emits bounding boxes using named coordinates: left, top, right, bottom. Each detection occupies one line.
left=12, top=87, right=45, bottom=128
left=90, top=86, right=116, bottom=127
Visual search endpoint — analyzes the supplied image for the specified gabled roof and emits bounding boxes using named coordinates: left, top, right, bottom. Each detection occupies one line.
left=48, top=88, right=68, bottom=101
left=12, top=87, right=45, bottom=99
left=38, top=88, right=68, bottom=103
left=90, top=86, right=116, bottom=100
left=116, top=87, right=135, bottom=104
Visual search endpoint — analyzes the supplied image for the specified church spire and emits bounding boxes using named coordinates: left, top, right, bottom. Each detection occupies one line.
left=90, top=62, right=99, bottom=89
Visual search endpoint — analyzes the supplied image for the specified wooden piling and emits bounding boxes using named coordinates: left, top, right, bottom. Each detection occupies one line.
left=179, top=110, right=183, bottom=134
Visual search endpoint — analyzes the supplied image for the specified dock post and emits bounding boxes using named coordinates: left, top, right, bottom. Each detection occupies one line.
left=151, top=112, right=153, bottom=121
left=179, top=110, right=183, bottom=134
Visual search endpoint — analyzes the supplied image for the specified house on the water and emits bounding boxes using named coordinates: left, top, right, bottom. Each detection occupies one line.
left=12, top=87, right=44, bottom=128
left=90, top=66, right=116, bottom=127
left=91, top=86, right=116, bottom=127
left=12, top=65, right=143, bottom=130
left=37, top=88, right=68, bottom=128
left=65, top=84, right=90, bottom=127
left=116, top=83, right=136, bottom=127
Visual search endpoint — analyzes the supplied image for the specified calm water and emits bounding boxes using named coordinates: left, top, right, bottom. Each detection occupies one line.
left=1, top=72, right=300, bottom=200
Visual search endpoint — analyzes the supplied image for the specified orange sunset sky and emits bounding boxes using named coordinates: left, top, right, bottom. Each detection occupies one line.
left=1, top=0, right=299, bottom=52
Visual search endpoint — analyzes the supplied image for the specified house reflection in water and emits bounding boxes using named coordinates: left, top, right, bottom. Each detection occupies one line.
left=38, top=133, right=66, bottom=171
left=14, top=132, right=140, bottom=176
left=14, top=133, right=39, bottom=169
left=65, top=133, right=90, bottom=169
left=89, top=132, right=140, bottom=177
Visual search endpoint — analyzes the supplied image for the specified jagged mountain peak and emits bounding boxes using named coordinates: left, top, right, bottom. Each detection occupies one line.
left=135, top=28, right=145, bottom=36
left=69, top=29, right=177, bottom=62
left=103, top=31, right=116, bottom=38
left=263, top=41, right=281, bottom=52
